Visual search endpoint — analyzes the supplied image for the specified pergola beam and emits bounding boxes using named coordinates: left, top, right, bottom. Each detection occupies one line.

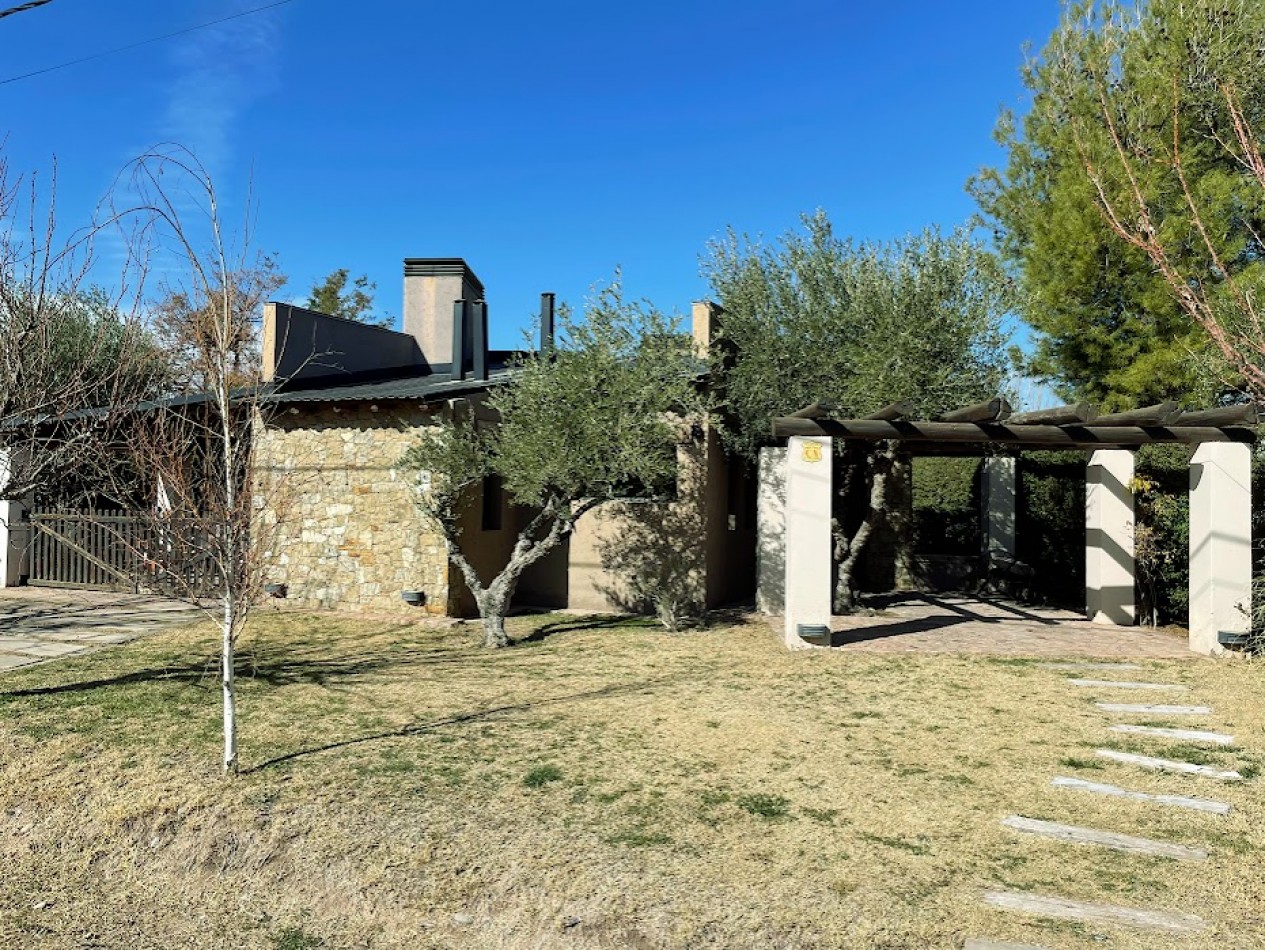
left=770, top=417, right=1257, bottom=447
left=1172, top=405, right=1259, bottom=427
left=935, top=397, right=1011, bottom=423
left=1007, top=403, right=1098, bottom=426
left=864, top=400, right=913, bottom=421
left=1092, top=401, right=1181, bottom=427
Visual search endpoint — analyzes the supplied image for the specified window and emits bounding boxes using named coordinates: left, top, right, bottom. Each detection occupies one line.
left=481, top=474, right=503, bottom=531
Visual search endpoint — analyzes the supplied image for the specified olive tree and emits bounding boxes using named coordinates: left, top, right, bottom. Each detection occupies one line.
left=704, top=212, right=1011, bottom=610
left=401, top=281, right=702, bottom=648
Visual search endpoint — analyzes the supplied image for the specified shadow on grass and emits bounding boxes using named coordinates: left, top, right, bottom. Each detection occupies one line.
left=512, top=614, right=652, bottom=645
left=0, top=611, right=672, bottom=699
left=244, top=675, right=675, bottom=774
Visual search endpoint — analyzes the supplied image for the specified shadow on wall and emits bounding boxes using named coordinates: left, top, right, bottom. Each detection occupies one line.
left=593, top=438, right=712, bottom=635
left=755, top=448, right=787, bottom=614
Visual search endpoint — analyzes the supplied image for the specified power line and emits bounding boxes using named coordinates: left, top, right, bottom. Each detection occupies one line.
left=0, top=0, right=298, bottom=87
left=0, top=0, right=54, bottom=21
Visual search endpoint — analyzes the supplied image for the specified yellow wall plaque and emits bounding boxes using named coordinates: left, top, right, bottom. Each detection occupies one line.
left=801, top=440, right=823, bottom=463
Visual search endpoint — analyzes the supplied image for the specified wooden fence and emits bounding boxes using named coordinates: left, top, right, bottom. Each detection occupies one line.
left=27, top=509, right=219, bottom=596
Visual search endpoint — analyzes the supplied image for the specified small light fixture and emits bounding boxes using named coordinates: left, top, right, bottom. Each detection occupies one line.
left=401, top=589, right=426, bottom=606
left=264, top=583, right=287, bottom=598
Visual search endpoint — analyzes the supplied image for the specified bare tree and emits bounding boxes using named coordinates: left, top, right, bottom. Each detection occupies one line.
left=109, top=144, right=282, bottom=774
left=0, top=153, right=165, bottom=504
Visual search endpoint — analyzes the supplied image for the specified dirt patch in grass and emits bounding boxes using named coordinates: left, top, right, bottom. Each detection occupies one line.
left=0, top=610, right=1260, bottom=948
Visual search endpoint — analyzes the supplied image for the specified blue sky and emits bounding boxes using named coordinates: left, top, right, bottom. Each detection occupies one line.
left=1, top=0, right=1062, bottom=349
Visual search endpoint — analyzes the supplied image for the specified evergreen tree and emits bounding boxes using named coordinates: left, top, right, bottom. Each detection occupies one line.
left=306, top=268, right=388, bottom=326
left=971, top=0, right=1265, bottom=407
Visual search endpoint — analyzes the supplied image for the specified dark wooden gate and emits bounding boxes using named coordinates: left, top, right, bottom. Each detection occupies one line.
left=27, top=509, right=217, bottom=595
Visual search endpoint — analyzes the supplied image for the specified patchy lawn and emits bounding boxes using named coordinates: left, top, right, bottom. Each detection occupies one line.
left=0, top=610, right=1260, bottom=949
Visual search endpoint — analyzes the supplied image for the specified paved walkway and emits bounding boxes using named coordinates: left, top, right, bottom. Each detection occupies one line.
left=0, top=587, right=203, bottom=672
left=780, top=592, right=1194, bottom=659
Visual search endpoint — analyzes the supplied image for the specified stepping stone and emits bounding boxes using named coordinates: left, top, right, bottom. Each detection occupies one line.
left=1001, top=815, right=1208, bottom=860
left=1069, top=679, right=1187, bottom=690
left=965, top=941, right=1050, bottom=950
left=1109, top=724, right=1234, bottom=746
left=983, top=891, right=1207, bottom=933
left=1051, top=776, right=1232, bottom=815
left=1096, top=703, right=1211, bottom=715
left=1038, top=662, right=1142, bottom=671
left=1096, top=748, right=1243, bottom=781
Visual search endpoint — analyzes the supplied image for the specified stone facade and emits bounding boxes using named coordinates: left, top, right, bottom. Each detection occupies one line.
left=253, top=403, right=451, bottom=615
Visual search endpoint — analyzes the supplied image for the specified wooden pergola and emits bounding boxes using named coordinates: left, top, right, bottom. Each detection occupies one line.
left=766, top=398, right=1258, bottom=656
left=772, top=398, right=1258, bottom=448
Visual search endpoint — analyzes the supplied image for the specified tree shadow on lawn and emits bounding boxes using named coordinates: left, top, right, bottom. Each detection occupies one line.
left=0, top=625, right=555, bottom=699
left=244, top=674, right=676, bottom=774
left=512, top=613, right=657, bottom=646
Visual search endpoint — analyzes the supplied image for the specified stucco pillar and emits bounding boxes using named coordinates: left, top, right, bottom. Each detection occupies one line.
left=1189, top=443, right=1252, bottom=656
left=1086, top=449, right=1135, bottom=625
left=784, top=437, right=832, bottom=645
left=982, top=456, right=1017, bottom=564
left=757, top=447, right=787, bottom=614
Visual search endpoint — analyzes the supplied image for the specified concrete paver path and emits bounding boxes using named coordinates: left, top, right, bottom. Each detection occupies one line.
left=0, top=588, right=202, bottom=672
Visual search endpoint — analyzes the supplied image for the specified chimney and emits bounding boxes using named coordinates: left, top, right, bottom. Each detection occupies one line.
left=402, top=258, right=485, bottom=372
left=692, top=300, right=721, bottom=357
left=539, top=292, right=555, bottom=355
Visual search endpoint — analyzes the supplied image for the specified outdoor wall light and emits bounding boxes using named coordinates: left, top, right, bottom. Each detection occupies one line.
left=796, top=623, right=830, bottom=644
left=264, top=583, right=287, bottom=598
left=401, top=589, right=426, bottom=606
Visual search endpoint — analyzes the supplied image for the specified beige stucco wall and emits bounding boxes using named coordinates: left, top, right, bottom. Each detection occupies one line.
left=253, top=403, right=451, bottom=615
left=566, top=427, right=756, bottom=615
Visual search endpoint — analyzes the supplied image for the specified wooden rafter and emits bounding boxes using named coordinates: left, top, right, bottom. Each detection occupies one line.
left=770, top=417, right=1257, bottom=447
left=1007, top=403, right=1098, bottom=425
left=1091, top=401, right=1182, bottom=427
left=934, top=397, right=1012, bottom=424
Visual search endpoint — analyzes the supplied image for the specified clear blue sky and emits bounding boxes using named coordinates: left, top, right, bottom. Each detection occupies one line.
left=1, top=0, right=1062, bottom=349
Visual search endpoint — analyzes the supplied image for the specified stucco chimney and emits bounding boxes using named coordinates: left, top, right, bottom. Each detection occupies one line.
left=402, top=258, right=485, bottom=371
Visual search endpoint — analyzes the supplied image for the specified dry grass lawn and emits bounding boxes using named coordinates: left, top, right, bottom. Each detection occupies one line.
left=0, top=609, right=1261, bottom=949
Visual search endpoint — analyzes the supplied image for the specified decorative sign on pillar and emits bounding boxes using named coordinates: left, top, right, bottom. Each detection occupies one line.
left=801, top=440, right=823, bottom=463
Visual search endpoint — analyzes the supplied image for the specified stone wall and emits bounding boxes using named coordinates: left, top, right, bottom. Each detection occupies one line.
left=253, top=403, right=451, bottom=615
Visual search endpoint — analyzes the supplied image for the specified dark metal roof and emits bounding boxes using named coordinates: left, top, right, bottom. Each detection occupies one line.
left=266, top=366, right=516, bottom=405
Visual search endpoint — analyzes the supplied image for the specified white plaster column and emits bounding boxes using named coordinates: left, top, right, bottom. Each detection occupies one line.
left=982, top=456, right=1017, bottom=563
left=1189, top=442, right=1252, bottom=656
left=756, top=447, right=787, bottom=615
left=1086, top=449, right=1135, bottom=625
left=784, top=436, right=833, bottom=646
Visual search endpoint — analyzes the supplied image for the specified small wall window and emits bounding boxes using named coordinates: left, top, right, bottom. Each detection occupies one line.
left=481, top=474, right=503, bottom=531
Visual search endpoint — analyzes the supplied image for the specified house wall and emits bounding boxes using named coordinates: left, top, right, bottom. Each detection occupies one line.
left=565, top=427, right=756, bottom=615
left=252, top=406, right=757, bottom=619
left=253, top=403, right=451, bottom=615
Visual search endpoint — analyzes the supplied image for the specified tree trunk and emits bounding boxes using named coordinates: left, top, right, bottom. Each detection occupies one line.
left=221, top=594, right=238, bottom=774
left=448, top=499, right=592, bottom=648
left=888, top=451, right=916, bottom=589
left=834, top=445, right=895, bottom=613
left=480, top=606, right=509, bottom=648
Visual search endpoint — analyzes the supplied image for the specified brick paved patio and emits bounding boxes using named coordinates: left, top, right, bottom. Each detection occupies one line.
left=778, top=592, right=1196, bottom=659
